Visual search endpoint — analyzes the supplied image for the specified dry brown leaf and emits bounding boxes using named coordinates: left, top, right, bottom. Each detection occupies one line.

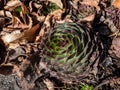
left=6, top=13, right=32, bottom=29
left=43, top=79, right=54, bottom=90
left=8, top=43, right=20, bottom=49
left=12, top=16, right=25, bottom=27
left=4, top=0, right=22, bottom=11
left=4, top=0, right=32, bottom=30
left=32, top=12, right=45, bottom=22
left=79, top=14, right=95, bottom=22
left=0, top=10, right=12, bottom=18
left=1, top=23, right=40, bottom=46
left=48, top=0, right=63, bottom=8
left=36, top=16, right=51, bottom=42
left=112, top=0, right=120, bottom=9
left=1, top=32, right=23, bottom=45
left=4, top=0, right=29, bottom=24
left=0, top=17, right=8, bottom=28
left=69, top=0, right=79, bottom=9
left=23, top=23, right=40, bottom=42
left=21, top=3, right=29, bottom=14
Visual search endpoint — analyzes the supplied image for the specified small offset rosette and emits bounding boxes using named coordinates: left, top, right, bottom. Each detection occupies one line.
left=71, top=3, right=96, bottom=22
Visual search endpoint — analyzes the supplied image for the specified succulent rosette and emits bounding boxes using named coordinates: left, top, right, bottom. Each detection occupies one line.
left=71, top=4, right=96, bottom=21
left=40, top=22, right=98, bottom=83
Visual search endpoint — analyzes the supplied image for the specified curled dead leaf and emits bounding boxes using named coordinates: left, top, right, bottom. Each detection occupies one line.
left=112, top=0, right=120, bottom=9
left=21, top=3, right=29, bottom=14
left=1, top=23, right=41, bottom=46
left=0, top=10, right=12, bottom=18
left=1, top=32, right=23, bottom=45
left=4, top=0, right=29, bottom=17
left=4, top=0, right=22, bottom=11
left=78, top=13, right=95, bottom=22
left=0, top=16, right=10, bottom=28
left=43, top=79, right=54, bottom=90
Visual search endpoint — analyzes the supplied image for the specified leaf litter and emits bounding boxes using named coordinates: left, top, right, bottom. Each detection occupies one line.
left=0, top=0, right=119, bottom=90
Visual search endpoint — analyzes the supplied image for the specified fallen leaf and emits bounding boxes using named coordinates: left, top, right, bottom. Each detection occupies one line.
left=80, top=14, right=95, bottom=22
left=1, top=23, right=41, bottom=46
left=4, top=0, right=22, bottom=11
left=112, top=0, right=120, bottom=9
left=43, top=78, right=54, bottom=90
left=0, top=10, right=12, bottom=17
